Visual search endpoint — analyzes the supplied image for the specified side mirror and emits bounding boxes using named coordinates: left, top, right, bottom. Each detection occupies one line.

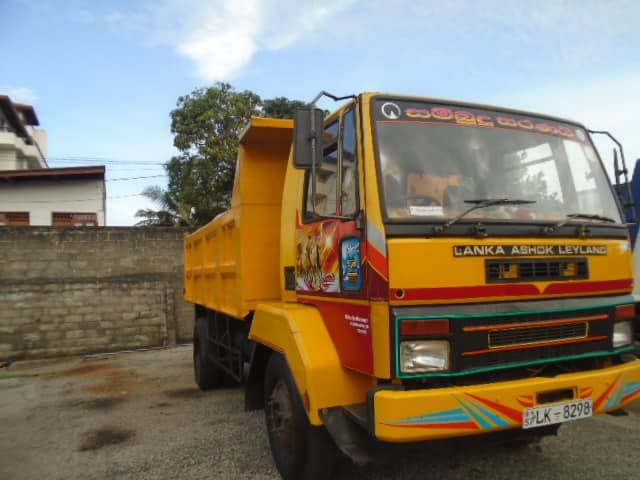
left=293, top=107, right=324, bottom=169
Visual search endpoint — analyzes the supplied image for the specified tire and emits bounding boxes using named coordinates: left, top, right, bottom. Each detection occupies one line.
left=264, top=353, right=338, bottom=480
left=193, top=317, right=223, bottom=390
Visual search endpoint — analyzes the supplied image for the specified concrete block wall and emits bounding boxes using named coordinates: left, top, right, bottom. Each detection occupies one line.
left=0, top=227, right=193, bottom=360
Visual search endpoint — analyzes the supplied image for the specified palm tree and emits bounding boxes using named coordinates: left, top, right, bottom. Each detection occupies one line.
left=135, top=185, right=196, bottom=227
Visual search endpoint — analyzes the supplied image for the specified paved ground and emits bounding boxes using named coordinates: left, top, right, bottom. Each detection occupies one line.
left=1, top=345, right=639, bottom=480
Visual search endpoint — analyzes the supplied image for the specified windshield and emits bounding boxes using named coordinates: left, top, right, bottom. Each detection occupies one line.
left=374, top=99, right=622, bottom=224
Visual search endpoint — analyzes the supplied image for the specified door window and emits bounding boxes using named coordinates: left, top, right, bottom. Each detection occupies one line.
left=341, top=108, right=358, bottom=217
left=304, top=107, right=359, bottom=219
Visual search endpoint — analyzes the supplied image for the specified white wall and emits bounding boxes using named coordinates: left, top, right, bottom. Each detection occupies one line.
left=0, top=178, right=105, bottom=225
left=0, top=130, right=47, bottom=170
left=0, top=147, right=18, bottom=170
left=26, top=127, right=47, bottom=164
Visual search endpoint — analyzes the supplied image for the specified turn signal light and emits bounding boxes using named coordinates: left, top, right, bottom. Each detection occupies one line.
left=615, top=304, right=635, bottom=320
left=400, top=319, right=450, bottom=337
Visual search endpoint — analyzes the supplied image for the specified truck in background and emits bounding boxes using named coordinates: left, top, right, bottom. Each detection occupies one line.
left=184, top=93, right=640, bottom=480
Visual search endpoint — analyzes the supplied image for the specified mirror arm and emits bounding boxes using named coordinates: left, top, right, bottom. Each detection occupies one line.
left=308, top=90, right=357, bottom=106
left=588, top=129, right=638, bottom=223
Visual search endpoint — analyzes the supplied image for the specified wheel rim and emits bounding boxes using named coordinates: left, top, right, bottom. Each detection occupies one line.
left=266, top=378, right=295, bottom=449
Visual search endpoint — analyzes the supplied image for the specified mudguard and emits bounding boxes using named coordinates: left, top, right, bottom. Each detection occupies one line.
left=249, top=302, right=375, bottom=425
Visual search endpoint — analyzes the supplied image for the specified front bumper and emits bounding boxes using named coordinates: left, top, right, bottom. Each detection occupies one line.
left=372, top=359, right=640, bottom=442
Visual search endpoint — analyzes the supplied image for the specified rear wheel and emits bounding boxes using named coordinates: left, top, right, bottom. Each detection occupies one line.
left=264, top=353, right=338, bottom=480
left=193, top=318, right=223, bottom=390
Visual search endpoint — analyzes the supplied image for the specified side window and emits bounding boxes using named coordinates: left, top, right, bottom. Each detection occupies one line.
left=303, top=107, right=359, bottom=219
left=341, top=108, right=358, bottom=216
left=306, top=121, right=339, bottom=216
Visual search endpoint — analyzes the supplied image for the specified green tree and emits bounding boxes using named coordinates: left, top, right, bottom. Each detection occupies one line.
left=136, top=83, right=305, bottom=227
left=262, top=96, right=306, bottom=119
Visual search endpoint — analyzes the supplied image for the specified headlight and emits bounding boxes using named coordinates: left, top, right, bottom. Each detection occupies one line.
left=399, top=340, right=450, bottom=373
left=613, top=321, right=633, bottom=348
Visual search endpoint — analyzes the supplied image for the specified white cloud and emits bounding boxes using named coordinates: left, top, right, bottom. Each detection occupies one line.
left=85, top=0, right=354, bottom=82
left=75, top=0, right=638, bottom=82
left=261, top=2, right=354, bottom=50
left=2, top=86, right=39, bottom=104
left=41, top=0, right=640, bottom=83
left=171, top=0, right=355, bottom=81
left=177, top=1, right=260, bottom=81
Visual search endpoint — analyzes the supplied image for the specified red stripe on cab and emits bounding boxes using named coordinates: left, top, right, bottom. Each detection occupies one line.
left=543, top=279, right=632, bottom=295
left=391, top=284, right=540, bottom=301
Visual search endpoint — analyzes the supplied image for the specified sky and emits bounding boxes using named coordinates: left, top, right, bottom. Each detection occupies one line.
left=2, top=0, right=639, bottom=225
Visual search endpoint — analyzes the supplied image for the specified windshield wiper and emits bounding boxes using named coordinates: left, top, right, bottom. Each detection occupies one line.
left=434, top=198, right=536, bottom=235
left=545, top=213, right=617, bottom=234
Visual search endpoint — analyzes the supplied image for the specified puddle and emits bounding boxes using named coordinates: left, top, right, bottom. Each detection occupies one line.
left=78, top=427, right=135, bottom=451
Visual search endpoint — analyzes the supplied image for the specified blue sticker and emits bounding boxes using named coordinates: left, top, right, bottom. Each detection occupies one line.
left=341, top=237, right=362, bottom=291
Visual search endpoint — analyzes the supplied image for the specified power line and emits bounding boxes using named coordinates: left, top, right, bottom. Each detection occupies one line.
left=0, top=193, right=146, bottom=204
left=110, top=193, right=147, bottom=199
left=49, top=158, right=167, bottom=165
left=47, top=156, right=160, bottom=162
left=47, top=154, right=171, bottom=165
left=106, top=174, right=165, bottom=182
left=47, top=162, right=167, bottom=171
left=48, top=155, right=110, bottom=161
left=93, top=166, right=167, bottom=172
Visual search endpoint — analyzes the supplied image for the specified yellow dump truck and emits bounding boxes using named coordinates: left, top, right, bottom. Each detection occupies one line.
left=185, top=92, right=640, bottom=479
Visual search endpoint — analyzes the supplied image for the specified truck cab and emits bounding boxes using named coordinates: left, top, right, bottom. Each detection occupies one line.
left=185, top=93, right=640, bottom=480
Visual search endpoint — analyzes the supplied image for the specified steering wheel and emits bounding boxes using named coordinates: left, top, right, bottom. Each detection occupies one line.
left=407, top=195, right=441, bottom=207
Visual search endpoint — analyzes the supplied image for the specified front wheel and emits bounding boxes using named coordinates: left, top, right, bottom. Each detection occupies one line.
left=264, top=353, right=338, bottom=480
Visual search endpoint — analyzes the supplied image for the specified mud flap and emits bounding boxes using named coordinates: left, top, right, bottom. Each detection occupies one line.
left=320, top=407, right=382, bottom=466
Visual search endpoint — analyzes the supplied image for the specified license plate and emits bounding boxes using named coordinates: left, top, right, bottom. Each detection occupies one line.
left=522, top=398, right=593, bottom=429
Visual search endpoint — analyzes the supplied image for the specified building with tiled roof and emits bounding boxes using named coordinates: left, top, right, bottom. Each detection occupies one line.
left=0, top=95, right=106, bottom=226
left=0, top=95, right=47, bottom=170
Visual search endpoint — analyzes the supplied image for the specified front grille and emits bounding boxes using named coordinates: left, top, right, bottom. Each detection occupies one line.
left=393, top=301, right=621, bottom=378
left=489, top=322, right=587, bottom=347
left=487, top=258, right=588, bottom=283
left=457, top=307, right=612, bottom=371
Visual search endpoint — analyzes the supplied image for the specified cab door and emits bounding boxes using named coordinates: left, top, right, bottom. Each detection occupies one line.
left=295, top=105, right=374, bottom=374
